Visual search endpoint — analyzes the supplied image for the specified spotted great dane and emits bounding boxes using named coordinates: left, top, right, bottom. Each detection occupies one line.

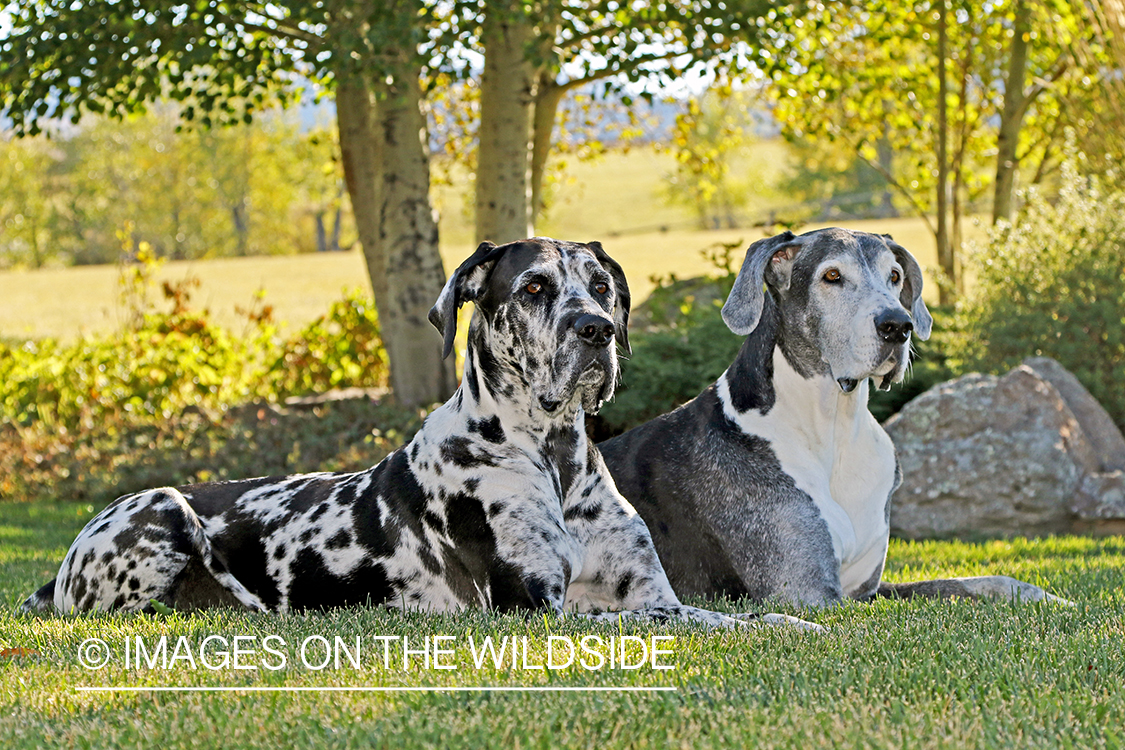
left=22, top=237, right=818, bottom=629
left=600, top=228, right=1070, bottom=606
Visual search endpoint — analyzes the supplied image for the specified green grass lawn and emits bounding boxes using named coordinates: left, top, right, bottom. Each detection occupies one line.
left=2, top=502, right=1122, bottom=749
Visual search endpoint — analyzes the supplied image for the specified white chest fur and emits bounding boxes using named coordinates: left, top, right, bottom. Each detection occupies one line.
left=717, top=348, right=896, bottom=595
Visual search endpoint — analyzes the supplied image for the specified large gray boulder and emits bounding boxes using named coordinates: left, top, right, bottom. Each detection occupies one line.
left=885, top=364, right=1103, bottom=538
left=1021, top=356, right=1125, bottom=472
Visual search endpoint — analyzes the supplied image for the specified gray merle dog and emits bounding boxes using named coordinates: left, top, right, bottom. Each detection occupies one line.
left=22, top=237, right=818, bottom=629
left=600, top=228, right=1070, bottom=607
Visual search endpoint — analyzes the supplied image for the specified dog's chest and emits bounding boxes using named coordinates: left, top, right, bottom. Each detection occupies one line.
left=719, top=361, right=895, bottom=575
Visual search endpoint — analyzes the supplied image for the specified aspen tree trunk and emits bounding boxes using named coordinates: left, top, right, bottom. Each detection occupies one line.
left=935, top=0, right=955, bottom=305
left=476, top=10, right=535, bottom=244
left=375, top=66, right=458, bottom=405
left=336, top=72, right=455, bottom=406
left=336, top=78, right=388, bottom=313
left=994, top=0, right=1031, bottom=224
left=530, top=73, right=565, bottom=230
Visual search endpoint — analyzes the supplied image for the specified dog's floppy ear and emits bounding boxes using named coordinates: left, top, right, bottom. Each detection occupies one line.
left=428, top=241, right=508, bottom=359
left=587, top=241, right=631, bottom=354
left=883, top=235, right=933, bottom=341
left=722, top=231, right=803, bottom=336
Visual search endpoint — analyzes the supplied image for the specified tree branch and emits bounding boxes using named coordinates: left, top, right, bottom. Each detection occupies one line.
left=211, top=7, right=325, bottom=52
left=838, top=131, right=937, bottom=238
left=556, top=47, right=693, bottom=93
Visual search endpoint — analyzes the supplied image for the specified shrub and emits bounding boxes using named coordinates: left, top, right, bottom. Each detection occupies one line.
left=593, top=243, right=742, bottom=438
left=0, top=396, right=425, bottom=505
left=0, top=258, right=398, bottom=503
left=949, top=160, right=1125, bottom=430
left=0, top=283, right=387, bottom=433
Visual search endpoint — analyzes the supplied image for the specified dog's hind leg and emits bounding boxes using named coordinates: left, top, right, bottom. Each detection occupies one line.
left=876, top=576, right=1072, bottom=605
left=50, top=488, right=266, bottom=613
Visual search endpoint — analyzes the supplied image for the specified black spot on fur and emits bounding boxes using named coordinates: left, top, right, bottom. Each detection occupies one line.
left=615, top=572, right=634, bottom=601
left=725, top=294, right=780, bottom=414
left=422, top=509, right=447, bottom=535
left=274, top=544, right=287, bottom=560
left=543, top=424, right=581, bottom=498
left=351, top=450, right=418, bottom=560
left=563, top=503, right=601, bottom=523
left=467, top=359, right=482, bottom=402
left=203, top=513, right=282, bottom=609
left=70, top=574, right=88, bottom=604
left=472, top=331, right=507, bottom=398
left=286, top=548, right=393, bottom=611
left=325, top=529, right=351, bottom=549
left=467, top=415, right=505, bottom=444
left=180, top=475, right=287, bottom=518
left=440, top=435, right=497, bottom=469
left=441, top=492, right=553, bottom=612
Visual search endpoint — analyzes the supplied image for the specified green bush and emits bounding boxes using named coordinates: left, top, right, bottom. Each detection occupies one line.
left=949, top=160, right=1125, bottom=430
left=0, top=395, right=425, bottom=505
left=0, top=285, right=387, bottom=433
left=593, top=243, right=742, bottom=438
left=0, top=261, right=399, bottom=503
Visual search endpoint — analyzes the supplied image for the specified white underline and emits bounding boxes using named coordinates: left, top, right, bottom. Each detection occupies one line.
left=76, top=685, right=676, bottom=693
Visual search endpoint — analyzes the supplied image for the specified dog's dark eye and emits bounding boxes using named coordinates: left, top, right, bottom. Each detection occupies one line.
left=594, top=282, right=608, bottom=295
left=823, top=268, right=842, bottom=284
left=890, top=270, right=901, bottom=284
left=526, top=282, right=542, bottom=295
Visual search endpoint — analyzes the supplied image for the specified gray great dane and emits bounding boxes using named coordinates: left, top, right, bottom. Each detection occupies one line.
left=600, top=228, right=1070, bottom=606
left=22, top=237, right=818, bottom=629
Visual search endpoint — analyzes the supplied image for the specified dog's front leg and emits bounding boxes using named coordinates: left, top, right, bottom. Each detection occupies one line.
left=563, top=467, right=824, bottom=631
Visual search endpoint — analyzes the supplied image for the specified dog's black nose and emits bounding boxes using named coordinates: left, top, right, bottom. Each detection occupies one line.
left=875, top=308, right=914, bottom=344
left=573, top=314, right=615, bottom=346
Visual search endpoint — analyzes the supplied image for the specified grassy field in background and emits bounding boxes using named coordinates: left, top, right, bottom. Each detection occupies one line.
left=0, top=146, right=978, bottom=341
left=1, top=502, right=1122, bottom=749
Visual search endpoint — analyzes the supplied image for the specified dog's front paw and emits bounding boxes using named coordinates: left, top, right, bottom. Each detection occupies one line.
left=730, top=612, right=826, bottom=633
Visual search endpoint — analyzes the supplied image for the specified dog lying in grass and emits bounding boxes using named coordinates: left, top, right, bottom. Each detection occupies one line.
left=22, top=237, right=819, bottom=631
left=601, top=229, right=1070, bottom=607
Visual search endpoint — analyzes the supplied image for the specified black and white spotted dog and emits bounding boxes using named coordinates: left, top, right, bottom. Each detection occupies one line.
left=600, top=228, right=1070, bottom=607
left=21, top=237, right=817, bottom=629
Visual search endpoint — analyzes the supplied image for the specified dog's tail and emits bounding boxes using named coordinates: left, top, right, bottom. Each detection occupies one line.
left=876, top=576, right=1071, bottom=604
left=19, top=579, right=57, bottom=614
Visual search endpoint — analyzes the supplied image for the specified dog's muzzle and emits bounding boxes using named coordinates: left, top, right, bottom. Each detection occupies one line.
left=538, top=313, right=617, bottom=414
left=874, top=308, right=913, bottom=345
left=573, top=314, right=615, bottom=347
